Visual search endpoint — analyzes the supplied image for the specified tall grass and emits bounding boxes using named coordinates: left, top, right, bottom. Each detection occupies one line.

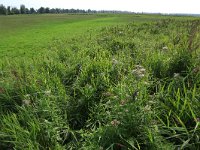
left=0, top=18, right=200, bottom=149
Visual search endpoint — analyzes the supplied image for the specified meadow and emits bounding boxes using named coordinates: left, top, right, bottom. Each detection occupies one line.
left=0, top=14, right=200, bottom=150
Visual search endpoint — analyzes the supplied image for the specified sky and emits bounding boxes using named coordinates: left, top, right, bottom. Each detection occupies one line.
left=1, top=0, right=200, bottom=14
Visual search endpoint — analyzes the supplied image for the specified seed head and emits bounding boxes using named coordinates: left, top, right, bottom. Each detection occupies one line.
left=120, top=99, right=127, bottom=106
left=102, top=92, right=113, bottom=97
left=112, top=59, right=119, bottom=65
left=132, top=65, right=146, bottom=79
left=144, top=105, right=151, bottom=111
left=111, top=119, right=120, bottom=127
left=140, top=68, right=146, bottom=74
left=45, top=90, right=51, bottom=96
left=192, top=67, right=200, bottom=73
left=22, top=99, right=31, bottom=106
left=135, top=65, right=143, bottom=69
left=162, top=46, right=168, bottom=51
left=137, top=74, right=145, bottom=78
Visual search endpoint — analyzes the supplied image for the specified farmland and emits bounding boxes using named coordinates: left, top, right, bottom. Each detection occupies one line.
left=0, top=14, right=200, bottom=149
left=0, top=14, right=125, bottom=61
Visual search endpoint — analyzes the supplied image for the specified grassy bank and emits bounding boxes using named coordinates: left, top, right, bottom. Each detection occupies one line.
left=0, top=14, right=135, bottom=62
left=0, top=14, right=195, bottom=62
left=0, top=14, right=200, bottom=149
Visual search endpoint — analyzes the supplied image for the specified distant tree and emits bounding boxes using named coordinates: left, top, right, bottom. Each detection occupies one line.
left=65, top=9, right=69, bottom=13
left=81, top=9, right=86, bottom=13
left=50, top=8, right=56, bottom=13
left=20, top=4, right=26, bottom=14
left=45, top=7, right=50, bottom=13
left=56, top=8, right=61, bottom=13
left=38, top=7, right=45, bottom=13
left=0, top=4, right=7, bottom=15
left=7, top=6, right=11, bottom=15
left=69, top=9, right=76, bottom=13
left=1, top=4, right=130, bottom=15
left=11, top=7, right=20, bottom=14
left=25, top=8, right=29, bottom=14
left=30, top=8, right=36, bottom=14
left=87, top=9, right=92, bottom=13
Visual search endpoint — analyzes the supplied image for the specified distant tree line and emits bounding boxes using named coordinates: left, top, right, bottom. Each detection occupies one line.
left=0, top=4, right=131, bottom=15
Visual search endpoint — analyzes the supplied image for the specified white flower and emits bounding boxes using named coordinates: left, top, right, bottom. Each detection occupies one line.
left=44, top=90, right=51, bottom=96
left=162, top=46, right=168, bottom=51
left=112, top=58, right=119, bottom=65
left=144, top=105, right=151, bottom=111
left=119, top=31, right=123, bottom=35
left=22, top=99, right=31, bottom=106
left=131, top=69, right=138, bottom=74
left=139, top=68, right=146, bottom=74
left=135, top=65, right=143, bottom=69
left=132, top=65, right=146, bottom=79
left=137, top=74, right=145, bottom=78
left=111, top=119, right=120, bottom=127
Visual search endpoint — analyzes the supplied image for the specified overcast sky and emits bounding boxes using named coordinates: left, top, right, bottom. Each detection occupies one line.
left=1, top=0, right=200, bottom=14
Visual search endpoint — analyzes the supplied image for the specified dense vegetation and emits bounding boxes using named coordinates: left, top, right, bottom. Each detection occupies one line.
left=0, top=4, right=130, bottom=15
left=0, top=14, right=200, bottom=149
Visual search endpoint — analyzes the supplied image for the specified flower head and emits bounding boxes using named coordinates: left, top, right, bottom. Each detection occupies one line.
left=132, top=65, right=146, bottom=79
left=111, top=119, right=120, bottom=127
left=192, top=67, right=200, bottom=73
left=120, top=99, right=127, bottom=106
left=112, top=58, right=119, bottom=65
left=162, top=46, right=168, bottom=51
left=22, top=99, right=31, bottom=106
left=44, top=90, right=51, bottom=96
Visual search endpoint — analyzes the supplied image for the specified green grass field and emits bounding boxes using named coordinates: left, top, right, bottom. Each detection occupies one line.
left=0, top=14, right=194, bottom=61
left=0, top=14, right=200, bottom=150
left=0, top=14, right=141, bottom=61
